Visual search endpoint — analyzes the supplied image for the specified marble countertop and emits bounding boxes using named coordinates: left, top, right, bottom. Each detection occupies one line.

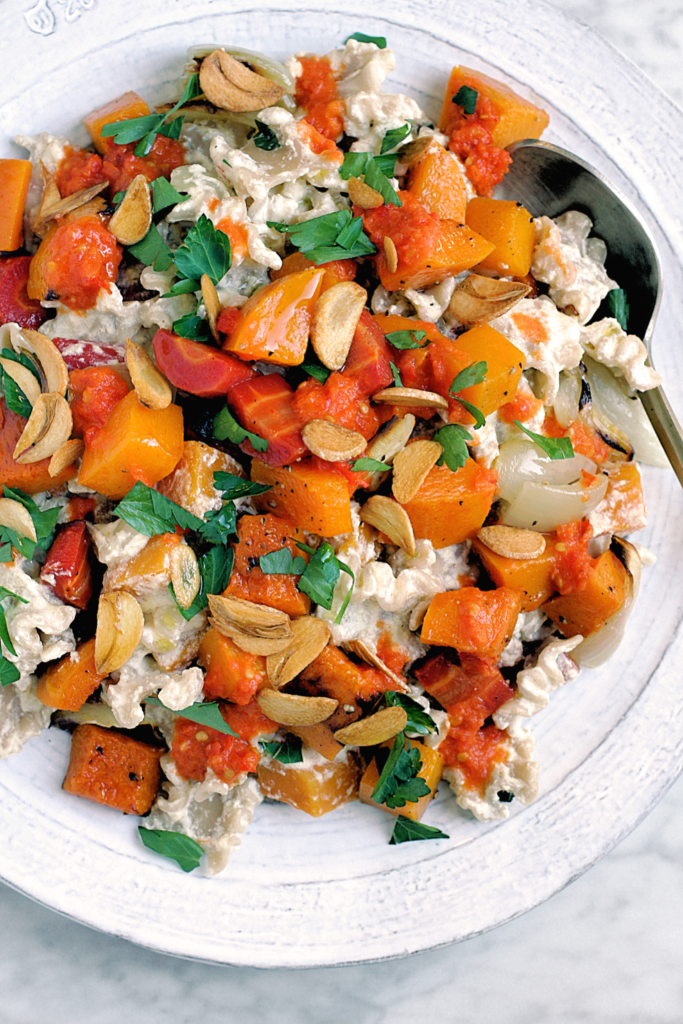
left=2, top=1, right=683, bottom=1021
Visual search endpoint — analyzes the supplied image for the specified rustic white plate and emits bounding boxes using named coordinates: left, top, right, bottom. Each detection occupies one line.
left=1, top=0, right=683, bottom=969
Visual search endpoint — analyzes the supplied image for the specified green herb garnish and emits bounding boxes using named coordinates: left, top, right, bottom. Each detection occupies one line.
left=385, top=691, right=437, bottom=736
left=212, top=406, right=268, bottom=453
left=340, top=150, right=401, bottom=207
left=161, top=279, right=200, bottom=298
left=0, top=657, right=20, bottom=687
left=151, top=176, right=187, bottom=213
left=372, top=732, right=431, bottom=809
left=453, top=85, right=478, bottom=116
left=389, top=816, right=450, bottom=844
left=296, top=541, right=355, bottom=623
left=252, top=120, right=280, bottom=151
left=259, top=736, right=304, bottom=763
left=1, top=487, right=61, bottom=560
left=608, top=288, right=629, bottom=331
left=350, top=457, right=391, bottom=472
left=138, top=827, right=204, bottom=872
left=0, top=586, right=27, bottom=658
left=145, top=696, right=239, bottom=737
left=174, top=213, right=232, bottom=285
left=101, top=73, right=202, bottom=155
left=344, top=32, right=387, bottom=48
left=259, top=548, right=307, bottom=575
left=213, top=472, right=271, bottom=500
left=385, top=329, right=427, bottom=350
left=172, top=312, right=210, bottom=341
left=301, top=360, right=331, bottom=384
left=268, top=209, right=376, bottom=265
left=380, top=122, right=413, bottom=155
left=128, top=222, right=174, bottom=272
left=432, top=423, right=472, bottom=472
left=114, top=481, right=204, bottom=536
left=514, top=420, right=575, bottom=460
left=390, top=362, right=403, bottom=387
left=170, top=545, right=234, bottom=621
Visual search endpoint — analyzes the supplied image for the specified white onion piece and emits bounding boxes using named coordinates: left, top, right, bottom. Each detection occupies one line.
left=188, top=45, right=296, bottom=94
left=583, top=356, right=667, bottom=468
left=553, top=371, right=581, bottom=428
left=495, top=439, right=598, bottom=504
left=501, top=475, right=608, bottom=532
left=572, top=539, right=641, bottom=667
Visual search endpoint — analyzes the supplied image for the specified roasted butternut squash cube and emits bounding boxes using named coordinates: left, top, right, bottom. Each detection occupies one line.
left=224, top=512, right=311, bottom=616
left=589, top=463, right=647, bottom=536
left=473, top=534, right=559, bottom=611
left=0, top=159, right=32, bottom=250
left=543, top=550, right=628, bottom=637
left=62, top=723, right=163, bottom=815
left=252, top=458, right=353, bottom=536
left=102, top=532, right=181, bottom=596
left=407, top=144, right=468, bottom=222
left=199, top=628, right=268, bottom=704
left=36, top=637, right=106, bottom=711
left=289, top=723, right=344, bottom=762
left=421, top=586, right=523, bottom=659
left=78, top=390, right=184, bottom=500
left=445, top=323, right=525, bottom=417
left=359, top=738, right=444, bottom=821
left=84, top=91, right=151, bottom=154
left=299, top=645, right=393, bottom=728
left=223, top=267, right=325, bottom=365
left=401, top=460, right=497, bottom=548
left=257, top=752, right=360, bottom=816
left=439, top=66, right=550, bottom=149
left=377, top=220, right=494, bottom=292
left=466, top=197, right=536, bottom=277
left=157, top=440, right=244, bottom=518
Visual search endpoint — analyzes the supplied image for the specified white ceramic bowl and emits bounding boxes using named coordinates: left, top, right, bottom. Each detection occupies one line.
left=1, top=0, right=683, bottom=969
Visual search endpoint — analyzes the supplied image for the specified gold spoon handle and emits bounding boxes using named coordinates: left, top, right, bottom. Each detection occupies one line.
left=639, top=387, right=683, bottom=487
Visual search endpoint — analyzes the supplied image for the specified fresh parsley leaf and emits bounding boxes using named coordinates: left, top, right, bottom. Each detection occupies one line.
left=453, top=85, right=478, bottom=115
left=1, top=367, right=32, bottom=419
left=0, top=586, right=27, bottom=658
left=100, top=113, right=165, bottom=145
left=102, top=73, right=201, bottom=157
left=514, top=420, right=575, bottom=460
left=268, top=210, right=375, bottom=264
left=608, top=288, right=629, bottom=331
left=380, top=122, right=413, bottom=155
left=449, top=360, right=487, bottom=393
left=390, top=362, right=403, bottom=387
left=112, top=190, right=126, bottom=209
left=259, top=548, right=307, bottom=575
left=151, top=176, right=186, bottom=213
left=213, top=472, right=271, bottom=500
left=213, top=406, right=268, bottom=452
left=145, top=695, right=239, bottom=737
left=432, top=423, right=471, bottom=472
left=385, top=691, right=437, bottom=735
left=138, top=827, right=204, bottom=872
left=197, top=501, right=237, bottom=547
left=373, top=153, right=397, bottom=178
left=363, top=157, right=401, bottom=206
left=372, top=734, right=431, bottom=809
left=172, top=312, right=210, bottom=341
left=340, top=151, right=400, bottom=206
left=344, top=32, right=387, bottom=48
left=114, top=481, right=204, bottom=536
left=3, top=487, right=60, bottom=555
left=174, top=214, right=232, bottom=285
left=385, top=329, right=427, bottom=350
left=340, top=151, right=370, bottom=180
left=0, top=656, right=20, bottom=687
left=259, top=736, right=303, bottom=763
left=350, top=457, right=391, bottom=472
left=170, top=544, right=234, bottom=620
left=453, top=397, right=486, bottom=429
left=161, top=278, right=200, bottom=298
left=252, top=120, right=280, bottom=151
left=296, top=541, right=355, bottom=622
left=389, top=816, right=449, bottom=844
left=2, top=348, right=41, bottom=383
left=0, top=543, right=12, bottom=563
left=128, top=222, right=174, bottom=272
left=301, top=360, right=331, bottom=384
left=157, top=117, right=184, bottom=141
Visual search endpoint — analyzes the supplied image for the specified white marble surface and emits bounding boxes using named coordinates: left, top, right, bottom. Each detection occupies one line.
left=2, top=0, right=683, bottom=1019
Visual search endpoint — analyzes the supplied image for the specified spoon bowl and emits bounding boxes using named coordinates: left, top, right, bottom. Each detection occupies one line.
left=496, top=139, right=683, bottom=484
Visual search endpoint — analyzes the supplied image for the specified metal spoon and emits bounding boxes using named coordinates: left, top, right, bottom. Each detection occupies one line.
left=496, top=139, right=683, bottom=485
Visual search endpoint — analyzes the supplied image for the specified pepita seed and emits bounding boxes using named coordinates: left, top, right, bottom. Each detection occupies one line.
left=301, top=419, right=366, bottom=462
left=371, top=386, right=449, bottom=410
left=208, top=593, right=292, bottom=655
left=359, top=495, right=416, bottom=557
left=334, top=705, right=408, bottom=746
left=392, top=439, right=443, bottom=504
left=13, top=392, right=72, bottom=464
left=48, top=438, right=84, bottom=478
left=383, top=236, right=398, bottom=274
left=396, top=136, right=433, bottom=165
left=347, top=177, right=384, bottom=209
left=199, top=49, right=285, bottom=112
left=310, top=281, right=367, bottom=370
left=266, top=616, right=331, bottom=688
left=95, top=591, right=144, bottom=674
left=125, top=339, right=172, bottom=410
left=170, top=544, right=201, bottom=610
left=256, top=689, right=338, bottom=726
left=109, top=174, right=152, bottom=246
left=476, top=525, right=547, bottom=560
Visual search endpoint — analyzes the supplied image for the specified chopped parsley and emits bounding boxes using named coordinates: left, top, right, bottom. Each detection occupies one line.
left=212, top=406, right=268, bottom=453
left=170, top=545, right=234, bottom=620
left=114, top=481, right=204, bottom=536
left=252, top=120, right=280, bottom=151
left=350, top=457, right=391, bottom=472
left=296, top=541, right=355, bottom=624
left=174, top=214, right=232, bottom=285
left=128, top=222, right=174, bottom=272
left=340, top=150, right=401, bottom=207
left=608, top=288, right=629, bottom=331
left=380, top=122, right=413, bottom=155
left=267, top=209, right=376, bottom=265
left=145, top=696, right=239, bottom=737
left=259, top=736, right=304, bottom=763
left=0, top=350, right=41, bottom=419
left=151, top=176, right=187, bottom=213
left=432, top=423, right=472, bottom=472
left=514, top=420, right=575, bottom=460
left=0, top=586, right=27, bottom=658
left=389, top=361, right=403, bottom=387
left=453, top=85, right=478, bottom=116
left=138, top=827, right=204, bottom=872
left=101, top=73, right=202, bottom=156
left=389, top=816, right=450, bottom=844
left=162, top=278, right=200, bottom=298
left=385, top=691, right=437, bottom=736
left=213, top=472, right=271, bottom=500
left=172, top=311, right=210, bottom=341
left=344, top=32, right=387, bottom=48
left=0, top=657, right=20, bottom=687
left=385, top=329, right=427, bottom=350
left=372, top=732, right=431, bottom=809
left=448, top=362, right=488, bottom=430
left=0, top=487, right=61, bottom=561
left=259, top=548, right=307, bottom=575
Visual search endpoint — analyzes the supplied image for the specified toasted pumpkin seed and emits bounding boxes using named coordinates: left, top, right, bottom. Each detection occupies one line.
left=48, top=437, right=84, bottom=478
left=310, top=281, right=367, bottom=370
left=208, top=593, right=292, bottom=655
left=301, top=419, right=366, bottom=462
left=334, top=705, right=408, bottom=746
left=344, top=638, right=410, bottom=692
left=14, top=330, right=68, bottom=396
left=199, top=49, right=285, bottom=112
left=359, top=495, right=416, bottom=557
left=392, top=439, right=443, bottom=504
left=201, top=274, right=221, bottom=340
left=477, top=525, right=547, bottom=560
left=0, top=357, right=41, bottom=407
left=170, top=544, right=201, bottom=609
left=125, top=339, right=172, bottom=410
left=0, top=497, right=37, bottom=541
left=448, top=274, right=531, bottom=325
left=95, top=591, right=144, bottom=674
left=372, top=386, right=449, bottom=410
left=266, top=616, right=331, bottom=687
left=109, top=174, right=152, bottom=246
left=13, top=393, right=72, bottom=464
left=347, top=177, right=384, bottom=209
left=257, top=689, right=338, bottom=726
left=383, top=236, right=399, bottom=274
left=396, top=136, right=433, bottom=165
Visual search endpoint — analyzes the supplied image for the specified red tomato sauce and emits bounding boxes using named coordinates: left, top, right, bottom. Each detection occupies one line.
left=215, top=217, right=250, bottom=263
left=295, top=56, right=345, bottom=141
left=293, top=371, right=380, bottom=439
left=445, top=94, right=511, bottom=197
left=361, top=191, right=441, bottom=267
left=440, top=720, right=510, bottom=790
left=56, top=147, right=108, bottom=198
left=171, top=715, right=261, bottom=784
left=498, top=387, right=543, bottom=424
left=42, top=216, right=122, bottom=310
left=550, top=520, right=596, bottom=595
left=69, top=366, right=130, bottom=444
left=100, top=134, right=185, bottom=195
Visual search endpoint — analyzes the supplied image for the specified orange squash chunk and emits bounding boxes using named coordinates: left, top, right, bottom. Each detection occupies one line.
left=78, top=390, right=184, bottom=500
left=289, top=723, right=344, bottom=762
left=438, top=323, right=525, bottom=418
left=157, top=440, right=242, bottom=518
left=421, top=587, right=523, bottom=659
left=257, top=752, right=360, bottom=816
left=271, top=251, right=356, bottom=291
left=199, top=629, right=269, bottom=705
left=223, top=267, right=325, bottom=365
left=299, top=645, right=394, bottom=729
left=36, top=638, right=106, bottom=711
left=62, top=723, right=163, bottom=815
left=438, top=66, right=550, bottom=149
left=251, top=458, right=353, bottom=536
left=84, top=91, right=151, bottom=154
left=0, top=398, right=76, bottom=494
left=466, top=197, right=536, bottom=277
left=377, top=219, right=494, bottom=292
left=359, top=737, right=443, bottom=821
left=102, top=532, right=181, bottom=596
left=407, top=145, right=468, bottom=222
left=224, top=512, right=311, bottom=617
left=473, top=534, right=560, bottom=612
left=0, top=160, right=32, bottom=250
left=589, top=463, right=646, bottom=536
left=401, top=460, right=497, bottom=548
left=543, top=550, right=628, bottom=638
left=372, top=312, right=450, bottom=345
